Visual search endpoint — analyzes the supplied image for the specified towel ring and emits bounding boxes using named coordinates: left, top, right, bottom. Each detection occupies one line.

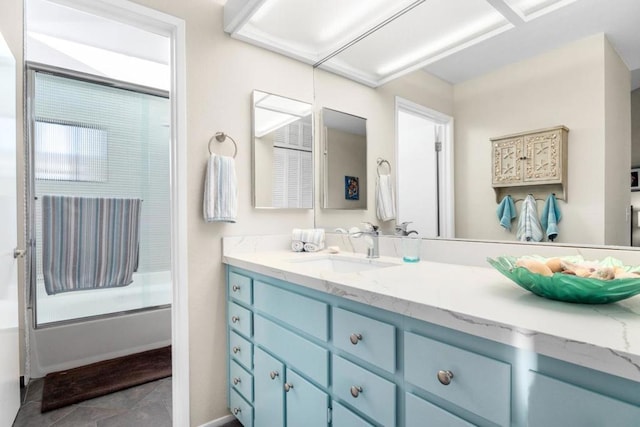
left=208, top=132, right=238, bottom=158
left=376, top=158, right=391, bottom=177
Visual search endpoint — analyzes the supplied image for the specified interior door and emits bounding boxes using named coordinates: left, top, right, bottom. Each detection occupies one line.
left=0, top=32, right=20, bottom=426
left=397, top=108, right=439, bottom=237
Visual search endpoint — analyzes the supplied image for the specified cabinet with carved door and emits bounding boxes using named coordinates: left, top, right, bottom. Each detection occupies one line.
left=491, top=126, right=568, bottom=201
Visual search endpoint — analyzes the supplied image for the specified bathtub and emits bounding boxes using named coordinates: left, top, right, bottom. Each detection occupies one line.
left=28, top=271, right=172, bottom=378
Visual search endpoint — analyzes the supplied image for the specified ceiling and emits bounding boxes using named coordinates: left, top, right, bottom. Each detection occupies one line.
left=224, top=0, right=640, bottom=89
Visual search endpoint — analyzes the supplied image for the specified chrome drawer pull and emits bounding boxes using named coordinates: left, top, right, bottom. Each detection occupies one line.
left=437, top=370, right=454, bottom=385
left=349, top=333, right=363, bottom=345
left=232, top=407, right=241, bottom=415
left=350, top=385, right=363, bottom=398
left=231, top=315, right=240, bottom=323
left=232, top=346, right=241, bottom=354
left=269, top=371, right=279, bottom=380
left=232, top=377, right=241, bottom=385
left=284, top=382, right=294, bottom=392
left=232, top=284, right=241, bottom=292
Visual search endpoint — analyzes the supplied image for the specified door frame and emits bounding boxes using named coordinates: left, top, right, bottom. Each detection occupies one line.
left=395, top=96, right=455, bottom=238
left=24, top=0, right=189, bottom=424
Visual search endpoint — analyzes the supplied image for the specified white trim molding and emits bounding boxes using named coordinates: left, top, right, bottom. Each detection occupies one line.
left=198, top=414, right=236, bottom=427
left=38, top=1, right=190, bottom=425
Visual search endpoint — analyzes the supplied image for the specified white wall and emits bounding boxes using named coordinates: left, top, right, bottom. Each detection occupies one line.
left=453, top=34, right=630, bottom=245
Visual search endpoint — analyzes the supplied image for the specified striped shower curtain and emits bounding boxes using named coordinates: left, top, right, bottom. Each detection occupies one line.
left=41, top=195, right=142, bottom=295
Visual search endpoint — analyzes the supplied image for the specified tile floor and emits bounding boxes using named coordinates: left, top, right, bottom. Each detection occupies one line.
left=12, top=377, right=242, bottom=426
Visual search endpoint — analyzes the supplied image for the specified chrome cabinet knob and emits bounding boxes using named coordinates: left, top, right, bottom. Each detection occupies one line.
left=231, top=315, right=240, bottom=323
left=350, top=385, right=363, bottom=398
left=232, top=346, right=241, bottom=354
left=232, top=377, right=241, bottom=385
left=232, top=407, right=241, bottom=415
left=269, top=371, right=279, bottom=380
left=437, top=370, right=454, bottom=385
left=284, top=382, right=294, bottom=392
left=232, top=284, right=241, bottom=292
left=349, top=333, right=363, bottom=345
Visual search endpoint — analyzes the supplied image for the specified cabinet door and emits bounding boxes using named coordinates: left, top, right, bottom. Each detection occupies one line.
left=523, top=129, right=562, bottom=183
left=528, top=372, right=640, bottom=427
left=491, top=137, right=523, bottom=185
left=405, top=392, right=473, bottom=427
left=285, top=369, right=328, bottom=427
left=254, top=347, right=284, bottom=427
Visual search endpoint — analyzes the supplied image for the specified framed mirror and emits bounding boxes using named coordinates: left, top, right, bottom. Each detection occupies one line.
left=252, top=90, right=313, bottom=209
left=321, top=108, right=367, bottom=209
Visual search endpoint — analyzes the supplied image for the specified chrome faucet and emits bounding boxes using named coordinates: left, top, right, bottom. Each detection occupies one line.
left=352, top=222, right=380, bottom=259
left=395, top=221, right=418, bottom=236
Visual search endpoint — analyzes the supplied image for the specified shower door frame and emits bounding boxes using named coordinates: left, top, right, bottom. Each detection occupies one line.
left=22, top=0, right=189, bottom=425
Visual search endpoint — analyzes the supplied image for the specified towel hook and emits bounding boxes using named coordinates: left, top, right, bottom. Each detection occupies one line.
left=376, top=157, right=391, bottom=177
left=208, top=132, right=238, bottom=158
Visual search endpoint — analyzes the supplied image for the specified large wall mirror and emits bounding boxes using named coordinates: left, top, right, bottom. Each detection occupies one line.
left=252, top=90, right=314, bottom=209
left=321, top=108, right=367, bottom=210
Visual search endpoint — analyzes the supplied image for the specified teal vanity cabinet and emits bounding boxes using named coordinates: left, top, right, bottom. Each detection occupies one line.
left=226, top=266, right=640, bottom=427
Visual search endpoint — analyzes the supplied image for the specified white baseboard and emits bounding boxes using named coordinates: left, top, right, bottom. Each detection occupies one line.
left=198, top=414, right=235, bottom=427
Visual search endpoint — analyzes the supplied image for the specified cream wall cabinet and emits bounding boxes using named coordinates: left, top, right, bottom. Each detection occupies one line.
left=491, top=126, right=568, bottom=202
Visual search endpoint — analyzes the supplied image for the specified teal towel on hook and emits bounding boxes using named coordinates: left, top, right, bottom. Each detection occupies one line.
left=496, top=195, right=516, bottom=231
left=541, top=193, right=562, bottom=241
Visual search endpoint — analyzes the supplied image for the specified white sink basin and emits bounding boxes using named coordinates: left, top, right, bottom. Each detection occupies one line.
left=286, top=255, right=400, bottom=274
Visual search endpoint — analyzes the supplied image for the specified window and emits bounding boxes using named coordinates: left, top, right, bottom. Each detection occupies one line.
left=35, top=120, right=107, bottom=182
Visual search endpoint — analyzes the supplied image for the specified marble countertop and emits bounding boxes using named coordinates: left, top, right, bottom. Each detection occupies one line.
left=222, top=240, right=640, bottom=382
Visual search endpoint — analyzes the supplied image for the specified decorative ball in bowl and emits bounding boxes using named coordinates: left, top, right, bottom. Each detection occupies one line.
left=486, top=255, right=640, bottom=304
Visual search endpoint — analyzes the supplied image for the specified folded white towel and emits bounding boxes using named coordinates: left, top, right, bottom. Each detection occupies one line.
left=291, top=240, right=304, bottom=252
left=303, top=242, right=324, bottom=252
left=376, top=174, right=396, bottom=222
left=292, top=228, right=325, bottom=245
left=516, top=195, right=543, bottom=242
left=203, top=154, right=238, bottom=223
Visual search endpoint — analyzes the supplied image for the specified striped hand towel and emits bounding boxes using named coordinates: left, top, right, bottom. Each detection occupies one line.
left=203, top=154, right=238, bottom=223
left=41, top=196, right=142, bottom=295
left=376, top=174, right=396, bottom=222
left=516, top=195, right=543, bottom=242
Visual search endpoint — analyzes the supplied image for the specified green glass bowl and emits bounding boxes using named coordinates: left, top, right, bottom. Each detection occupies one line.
left=487, top=256, right=640, bottom=304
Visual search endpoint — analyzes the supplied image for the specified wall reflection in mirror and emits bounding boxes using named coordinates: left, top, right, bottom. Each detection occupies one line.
left=252, top=90, right=313, bottom=209
left=321, top=108, right=367, bottom=210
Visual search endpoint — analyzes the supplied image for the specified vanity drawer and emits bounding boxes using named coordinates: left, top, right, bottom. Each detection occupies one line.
left=528, top=371, right=640, bottom=426
left=405, top=392, right=474, bottom=427
left=229, top=388, right=253, bottom=427
left=254, top=280, right=328, bottom=341
left=254, top=314, right=329, bottom=387
left=230, top=360, right=253, bottom=402
left=229, top=330, right=253, bottom=370
left=332, top=355, right=396, bottom=427
left=404, top=331, right=511, bottom=426
left=332, top=400, right=374, bottom=427
left=229, top=302, right=253, bottom=337
left=332, top=307, right=395, bottom=373
left=229, top=271, right=252, bottom=305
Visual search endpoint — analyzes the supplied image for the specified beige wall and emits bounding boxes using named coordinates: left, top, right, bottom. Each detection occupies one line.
left=325, top=128, right=367, bottom=209
left=453, top=34, right=630, bottom=245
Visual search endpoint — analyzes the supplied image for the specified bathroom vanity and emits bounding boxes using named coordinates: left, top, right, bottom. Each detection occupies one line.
left=223, top=237, right=640, bottom=427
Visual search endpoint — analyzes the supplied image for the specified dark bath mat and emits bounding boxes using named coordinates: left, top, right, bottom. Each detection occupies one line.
left=41, top=345, right=171, bottom=412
